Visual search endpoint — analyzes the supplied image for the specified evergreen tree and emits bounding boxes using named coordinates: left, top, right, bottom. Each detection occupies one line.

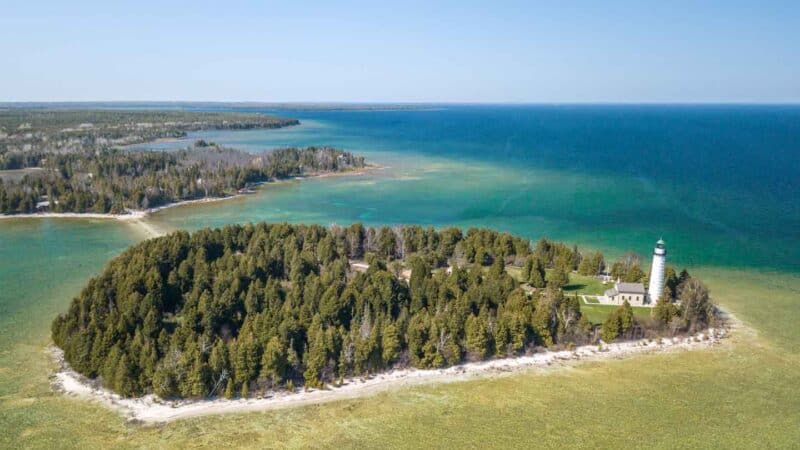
left=678, top=277, right=713, bottom=332
left=187, top=354, right=209, bottom=398
left=224, top=378, right=235, bottom=399
left=381, top=323, right=401, bottom=365
left=601, top=312, right=620, bottom=343
left=532, top=297, right=554, bottom=346
left=303, top=318, right=329, bottom=388
left=259, top=337, right=287, bottom=388
left=663, top=265, right=679, bottom=299
left=548, top=265, right=569, bottom=289
left=465, top=314, right=489, bottom=360
left=620, top=300, right=634, bottom=333
left=528, top=257, right=546, bottom=288
left=652, top=295, right=678, bottom=325
left=522, top=256, right=534, bottom=281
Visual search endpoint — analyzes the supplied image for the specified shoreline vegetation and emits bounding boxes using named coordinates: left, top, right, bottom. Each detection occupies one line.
left=0, top=164, right=381, bottom=223
left=50, top=325, right=729, bottom=423
left=0, top=144, right=368, bottom=216
left=1, top=109, right=382, bottom=217
left=0, top=108, right=299, bottom=160
left=0, top=108, right=382, bottom=221
left=51, top=224, right=718, bottom=407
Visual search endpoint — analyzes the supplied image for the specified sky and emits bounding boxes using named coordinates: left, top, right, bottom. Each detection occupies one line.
left=1, top=0, right=798, bottom=103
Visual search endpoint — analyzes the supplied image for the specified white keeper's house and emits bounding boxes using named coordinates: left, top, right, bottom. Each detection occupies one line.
left=599, top=239, right=667, bottom=308
left=602, top=282, right=647, bottom=306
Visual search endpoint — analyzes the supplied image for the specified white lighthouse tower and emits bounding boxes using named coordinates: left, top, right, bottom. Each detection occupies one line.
left=647, top=239, right=666, bottom=304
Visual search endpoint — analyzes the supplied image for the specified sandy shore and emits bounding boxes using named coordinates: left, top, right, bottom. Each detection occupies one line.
left=0, top=195, right=251, bottom=223
left=0, top=206, right=202, bottom=224
left=0, top=210, right=148, bottom=221
left=51, top=326, right=727, bottom=424
left=302, top=164, right=384, bottom=179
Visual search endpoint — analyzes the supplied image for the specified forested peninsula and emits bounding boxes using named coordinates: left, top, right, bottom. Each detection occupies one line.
left=0, top=109, right=298, bottom=162
left=0, top=145, right=365, bottom=214
left=0, top=109, right=369, bottom=215
left=52, top=223, right=717, bottom=399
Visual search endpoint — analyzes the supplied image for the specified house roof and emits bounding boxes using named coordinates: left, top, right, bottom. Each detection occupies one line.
left=617, top=282, right=645, bottom=294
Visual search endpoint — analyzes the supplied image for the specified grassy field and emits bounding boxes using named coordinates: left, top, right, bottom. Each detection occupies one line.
left=1, top=265, right=798, bottom=448
left=505, top=265, right=525, bottom=281
left=507, top=268, right=635, bottom=324
left=506, top=267, right=610, bottom=296
left=563, top=273, right=609, bottom=295
left=577, top=297, right=653, bottom=325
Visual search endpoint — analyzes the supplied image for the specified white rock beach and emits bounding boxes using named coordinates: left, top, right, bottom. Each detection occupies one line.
left=51, top=326, right=728, bottom=424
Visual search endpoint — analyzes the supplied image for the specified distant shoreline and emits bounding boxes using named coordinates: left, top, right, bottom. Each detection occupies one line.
left=50, top=326, right=729, bottom=424
left=0, top=165, right=382, bottom=223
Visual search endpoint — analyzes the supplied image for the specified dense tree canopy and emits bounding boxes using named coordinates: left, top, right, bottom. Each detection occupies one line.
left=0, top=146, right=365, bottom=214
left=0, top=108, right=298, bottom=168
left=52, top=224, right=715, bottom=399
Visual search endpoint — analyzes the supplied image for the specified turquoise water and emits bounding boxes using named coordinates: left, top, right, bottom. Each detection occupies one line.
left=136, top=105, right=800, bottom=272
left=0, top=219, right=139, bottom=381
left=1, top=105, right=798, bottom=349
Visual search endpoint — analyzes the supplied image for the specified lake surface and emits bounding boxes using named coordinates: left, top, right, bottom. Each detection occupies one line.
left=132, top=105, right=800, bottom=272
left=2, top=104, right=799, bottom=445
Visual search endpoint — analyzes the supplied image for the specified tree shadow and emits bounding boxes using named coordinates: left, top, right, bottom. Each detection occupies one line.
left=563, top=283, right=587, bottom=292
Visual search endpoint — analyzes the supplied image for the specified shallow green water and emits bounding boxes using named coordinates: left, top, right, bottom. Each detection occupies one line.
left=0, top=220, right=139, bottom=342
left=0, top=105, right=798, bottom=447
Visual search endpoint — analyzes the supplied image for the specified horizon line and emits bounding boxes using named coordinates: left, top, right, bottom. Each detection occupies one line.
left=2, top=100, right=800, bottom=107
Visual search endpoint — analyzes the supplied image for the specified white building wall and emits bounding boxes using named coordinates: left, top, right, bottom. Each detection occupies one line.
left=648, top=243, right=666, bottom=303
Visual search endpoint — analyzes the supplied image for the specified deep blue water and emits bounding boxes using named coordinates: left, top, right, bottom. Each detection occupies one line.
left=135, top=104, right=800, bottom=271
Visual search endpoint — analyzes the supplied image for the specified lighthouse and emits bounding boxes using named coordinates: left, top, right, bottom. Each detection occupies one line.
left=647, top=239, right=666, bottom=304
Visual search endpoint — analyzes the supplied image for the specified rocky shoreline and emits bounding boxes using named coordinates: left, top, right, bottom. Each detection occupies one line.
left=50, top=326, right=729, bottom=424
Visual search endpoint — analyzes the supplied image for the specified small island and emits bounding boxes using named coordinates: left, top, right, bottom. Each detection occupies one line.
left=52, top=224, right=720, bottom=403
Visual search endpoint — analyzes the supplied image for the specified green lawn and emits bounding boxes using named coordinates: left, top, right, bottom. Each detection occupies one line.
left=578, top=296, right=653, bottom=325
left=505, top=265, right=524, bottom=282
left=510, top=269, right=647, bottom=324
left=507, top=267, right=610, bottom=297
left=563, top=272, right=610, bottom=295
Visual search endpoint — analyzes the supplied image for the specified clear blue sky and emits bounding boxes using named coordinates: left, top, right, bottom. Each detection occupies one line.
left=2, top=1, right=798, bottom=103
